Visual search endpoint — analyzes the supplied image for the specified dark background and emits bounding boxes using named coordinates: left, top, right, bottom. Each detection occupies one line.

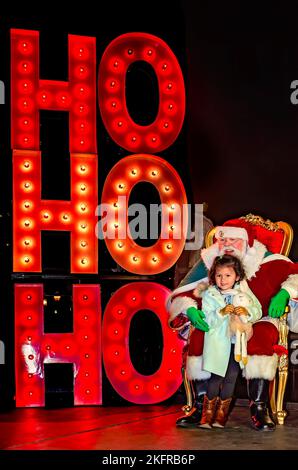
left=180, top=1, right=298, bottom=259
left=0, top=1, right=298, bottom=407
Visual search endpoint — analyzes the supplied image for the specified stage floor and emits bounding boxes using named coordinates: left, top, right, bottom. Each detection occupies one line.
left=0, top=403, right=298, bottom=451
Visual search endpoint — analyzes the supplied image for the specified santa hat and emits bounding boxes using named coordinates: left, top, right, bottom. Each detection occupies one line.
left=215, top=226, right=249, bottom=243
left=221, top=218, right=256, bottom=247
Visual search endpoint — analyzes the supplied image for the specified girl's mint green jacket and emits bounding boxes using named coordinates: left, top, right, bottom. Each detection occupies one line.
left=201, top=280, right=262, bottom=377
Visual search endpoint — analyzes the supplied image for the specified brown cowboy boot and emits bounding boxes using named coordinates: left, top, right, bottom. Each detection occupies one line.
left=212, top=397, right=233, bottom=428
left=198, top=395, right=218, bottom=429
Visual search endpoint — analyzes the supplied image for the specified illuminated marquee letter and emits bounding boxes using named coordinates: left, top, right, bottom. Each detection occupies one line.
left=101, top=154, right=188, bottom=274
left=15, top=284, right=101, bottom=407
left=102, top=282, right=184, bottom=404
left=98, top=32, right=185, bottom=153
left=11, top=29, right=98, bottom=273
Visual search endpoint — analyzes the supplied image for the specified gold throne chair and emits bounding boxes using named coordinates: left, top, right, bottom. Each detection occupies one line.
left=205, top=213, right=293, bottom=425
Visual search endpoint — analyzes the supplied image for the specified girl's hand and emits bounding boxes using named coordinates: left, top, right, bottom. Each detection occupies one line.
left=220, top=304, right=235, bottom=315
left=234, top=306, right=249, bottom=316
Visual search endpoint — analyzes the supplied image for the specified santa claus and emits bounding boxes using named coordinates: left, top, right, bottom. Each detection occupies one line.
left=168, top=218, right=298, bottom=431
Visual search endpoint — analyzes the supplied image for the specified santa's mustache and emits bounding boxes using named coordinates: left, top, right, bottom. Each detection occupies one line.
left=219, top=246, right=245, bottom=259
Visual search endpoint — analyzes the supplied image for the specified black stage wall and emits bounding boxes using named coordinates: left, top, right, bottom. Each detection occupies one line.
left=179, top=1, right=298, bottom=402
left=180, top=1, right=298, bottom=259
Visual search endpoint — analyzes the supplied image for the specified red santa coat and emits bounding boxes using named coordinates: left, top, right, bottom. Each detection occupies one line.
left=168, top=241, right=298, bottom=381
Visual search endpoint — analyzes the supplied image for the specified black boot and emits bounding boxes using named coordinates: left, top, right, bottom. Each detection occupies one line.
left=264, top=406, right=276, bottom=428
left=176, top=379, right=207, bottom=427
left=247, top=379, right=276, bottom=432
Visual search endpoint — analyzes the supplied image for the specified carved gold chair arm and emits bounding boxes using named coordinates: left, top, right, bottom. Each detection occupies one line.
left=270, top=305, right=290, bottom=425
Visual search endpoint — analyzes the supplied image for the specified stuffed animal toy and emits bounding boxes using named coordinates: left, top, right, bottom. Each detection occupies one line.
left=193, top=283, right=255, bottom=365
left=229, top=292, right=254, bottom=365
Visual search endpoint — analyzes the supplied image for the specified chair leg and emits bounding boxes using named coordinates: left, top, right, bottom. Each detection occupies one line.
left=181, top=367, right=193, bottom=414
left=276, top=313, right=289, bottom=425
left=269, top=377, right=277, bottom=418
left=276, top=354, right=288, bottom=425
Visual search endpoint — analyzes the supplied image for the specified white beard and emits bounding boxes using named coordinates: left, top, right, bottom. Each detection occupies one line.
left=201, top=239, right=267, bottom=280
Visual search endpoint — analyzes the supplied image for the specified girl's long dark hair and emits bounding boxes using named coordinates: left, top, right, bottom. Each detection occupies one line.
left=209, top=254, right=245, bottom=285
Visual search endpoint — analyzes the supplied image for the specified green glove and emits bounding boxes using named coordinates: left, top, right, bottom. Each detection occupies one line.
left=269, top=288, right=290, bottom=318
left=186, top=307, right=209, bottom=332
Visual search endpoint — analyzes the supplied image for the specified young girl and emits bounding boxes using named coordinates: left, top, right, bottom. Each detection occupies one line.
left=194, top=254, right=262, bottom=429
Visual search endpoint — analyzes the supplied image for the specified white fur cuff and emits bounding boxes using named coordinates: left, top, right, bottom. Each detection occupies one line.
left=168, top=296, right=197, bottom=322
left=186, top=355, right=211, bottom=380
left=281, top=274, right=298, bottom=299
left=242, top=354, right=278, bottom=380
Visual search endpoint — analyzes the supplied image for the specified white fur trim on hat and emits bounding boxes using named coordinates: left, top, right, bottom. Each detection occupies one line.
left=215, top=226, right=248, bottom=241
left=242, top=353, right=278, bottom=380
left=168, top=296, right=198, bottom=322
left=281, top=274, right=298, bottom=299
left=186, top=355, right=211, bottom=380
